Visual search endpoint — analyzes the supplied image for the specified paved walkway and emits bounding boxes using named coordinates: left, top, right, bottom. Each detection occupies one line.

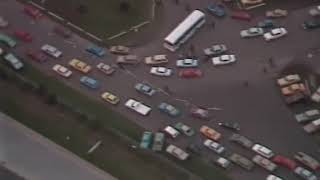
left=0, top=112, right=118, bottom=180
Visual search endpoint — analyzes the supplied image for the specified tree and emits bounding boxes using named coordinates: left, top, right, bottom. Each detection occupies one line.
left=119, top=0, right=130, bottom=12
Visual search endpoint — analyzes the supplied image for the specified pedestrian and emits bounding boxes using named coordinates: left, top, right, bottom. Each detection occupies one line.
left=262, top=66, right=267, bottom=73
left=268, top=57, right=275, bottom=67
left=211, top=21, right=215, bottom=29
left=174, top=0, right=179, bottom=5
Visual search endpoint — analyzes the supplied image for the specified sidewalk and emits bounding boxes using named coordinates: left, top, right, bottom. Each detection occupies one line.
left=0, top=112, right=118, bottom=180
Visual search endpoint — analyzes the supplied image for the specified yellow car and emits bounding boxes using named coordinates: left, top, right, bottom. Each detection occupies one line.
left=69, top=59, right=91, bottom=73
left=101, top=92, right=120, bottom=105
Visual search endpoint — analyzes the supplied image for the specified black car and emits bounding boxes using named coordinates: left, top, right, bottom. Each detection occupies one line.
left=303, top=20, right=320, bottom=30
left=186, top=143, right=203, bottom=155
left=218, top=122, right=240, bottom=131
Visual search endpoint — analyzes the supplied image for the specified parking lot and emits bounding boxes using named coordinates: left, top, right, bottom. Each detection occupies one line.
left=1, top=0, right=320, bottom=180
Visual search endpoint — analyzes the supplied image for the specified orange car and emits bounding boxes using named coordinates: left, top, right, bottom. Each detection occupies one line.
left=281, top=83, right=306, bottom=96
left=200, top=125, right=221, bottom=141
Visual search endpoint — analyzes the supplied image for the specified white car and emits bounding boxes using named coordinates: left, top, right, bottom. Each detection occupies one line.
left=252, top=144, right=274, bottom=159
left=266, top=175, right=283, bottom=180
left=125, top=99, right=151, bottom=116
left=52, top=64, right=72, bottom=78
left=212, top=55, right=236, bottom=66
left=214, top=157, right=231, bottom=169
left=263, top=28, right=287, bottom=41
left=176, top=58, right=198, bottom=68
left=240, top=27, right=264, bottom=38
left=41, top=44, right=62, bottom=58
left=96, top=62, right=115, bottom=75
left=144, top=54, right=168, bottom=65
left=309, top=6, right=320, bottom=17
left=150, top=67, right=172, bottom=77
left=311, top=87, right=320, bottom=103
left=166, top=144, right=189, bottom=160
left=203, top=139, right=225, bottom=154
left=163, top=126, right=180, bottom=138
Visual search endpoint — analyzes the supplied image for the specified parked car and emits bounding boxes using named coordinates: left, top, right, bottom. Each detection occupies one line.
left=252, top=144, right=274, bottom=159
left=3, top=53, right=24, bottom=70
left=101, top=91, right=120, bottom=105
left=277, top=74, right=301, bottom=87
left=272, top=155, right=297, bottom=170
left=200, top=125, right=221, bottom=141
left=176, top=58, right=198, bottom=68
left=213, top=157, right=231, bottom=169
left=116, top=55, right=139, bottom=64
left=0, top=33, right=17, bottom=47
left=303, top=19, right=320, bottom=30
left=311, top=87, right=320, bottom=103
left=166, top=144, right=189, bottom=160
left=207, top=3, right=226, bottom=17
left=80, top=76, right=100, bottom=89
left=152, top=132, right=165, bottom=151
left=26, top=49, right=47, bottom=63
left=203, top=139, right=225, bottom=154
left=69, top=59, right=92, bottom=73
left=257, top=19, right=274, bottom=29
left=0, top=16, right=8, bottom=28
left=240, top=27, right=264, bottom=38
left=140, top=131, right=152, bottom=149
left=14, top=31, right=32, bottom=42
left=53, top=26, right=72, bottom=38
left=24, top=5, right=43, bottom=19
left=266, top=175, right=283, bottom=180
left=252, top=155, right=277, bottom=172
left=229, top=153, right=254, bottom=170
left=158, top=102, right=181, bottom=117
left=285, top=92, right=306, bottom=105
left=309, top=6, right=320, bottom=17
left=266, top=9, right=288, bottom=18
left=150, top=67, right=172, bottom=77
left=86, top=45, right=106, bottom=57
left=294, top=167, right=317, bottom=180
left=52, top=64, right=72, bottom=78
left=303, top=119, right=320, bottom=134
left=294, top=152, right=320, bottom=171
left=186, top=143, right=202, bottom=155
left=109, top=45, right=130, bottom=55
left=203, top=44, right=227, bottom=56
left=212, top=55, right=236, bottom=66
left=231, top=11, right=252, bottom=21
left=281, top=83, right=306, bottom=96
left=218, top=122, right=240, bottom=131
left=96, top=62, right=115, bottom=75
left=163, top=126, right=180, bottom=138
left=135, top=83, right=156, bottom=96
left=41, top=44, right=62, bottom=58
left=229, top=133, right=254, bottom=149
left=179, top=69, right=202, bottom=78
left=174, top=122, right=195, bottom=136
left=263, top=28, right=288, bottom=41
left=295, top=109, right=320, bottom=123
left=125, top=99, right=151, bottom=116
left=190, top=107, right=210, bottom=120
left=144, top=54, right=168, bottom=65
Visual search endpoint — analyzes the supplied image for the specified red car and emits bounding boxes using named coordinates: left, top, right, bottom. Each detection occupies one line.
left=53, top=26, right=72, bottom=38
left=14, top=31, right=32, bottom=42
left=24, top=6, right=43, bottom=19
left=231, top=11, right=252, bottom=21
left=26, top=49, right=47, bottom=63
left=272, top=155, right=297, bottom=170
left=179, top=69, right=203, bottom=78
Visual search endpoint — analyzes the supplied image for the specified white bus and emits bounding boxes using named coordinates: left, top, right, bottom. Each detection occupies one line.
left=163, top=10, right=205, bottom=52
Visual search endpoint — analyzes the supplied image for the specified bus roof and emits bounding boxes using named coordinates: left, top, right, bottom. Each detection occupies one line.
left=164, top=10, right=205, bottom=45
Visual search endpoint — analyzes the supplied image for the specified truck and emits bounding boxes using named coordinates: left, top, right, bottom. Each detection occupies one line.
left=303, top=119, right=320, bottom=133
left=125, top=99, right=151, bottom=116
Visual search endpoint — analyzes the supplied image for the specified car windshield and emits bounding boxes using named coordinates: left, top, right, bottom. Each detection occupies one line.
left=249, top=28, right=258, bottom=33
left=157, top=68, right=166, bottom=73
left=184, top=59, right=193, bottom=64
left=271, top=29, right=281, bottom=35
left=142, top=85, right=151, bottom=92
left=213, top=45, right=221, bottom=51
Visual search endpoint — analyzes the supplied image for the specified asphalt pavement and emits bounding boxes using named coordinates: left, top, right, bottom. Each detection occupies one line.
left=1, top=0, right=320, bottom=180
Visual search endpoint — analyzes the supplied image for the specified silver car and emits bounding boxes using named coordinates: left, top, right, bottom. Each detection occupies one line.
left=295, top=109, right=320, bottom=123
left=240, top=27, right=264, bottom=38
left=294, top=167, right=317, bottom=180
left=203, top=44, right=227, bottom=56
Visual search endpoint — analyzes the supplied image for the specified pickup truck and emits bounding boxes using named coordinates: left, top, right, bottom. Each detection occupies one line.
left=125, top=99, right=151, bottom=116
left=303, top=119, right=320, bottom=133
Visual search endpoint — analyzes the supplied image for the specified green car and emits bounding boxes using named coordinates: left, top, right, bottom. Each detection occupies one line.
left=303, top=20, right=320, bottom=30
left=174, top=122, right=195, bottom=136
left=140, top=131, right=152, bottom=149
left=0, top=33, right=17, bottom=48
left=152, top=132, right=165, bottom=151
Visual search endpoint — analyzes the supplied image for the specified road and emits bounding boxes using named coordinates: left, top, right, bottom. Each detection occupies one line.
left=0, top=0, right=320, bottom=180
left=0, top=112, right=118, bottom=180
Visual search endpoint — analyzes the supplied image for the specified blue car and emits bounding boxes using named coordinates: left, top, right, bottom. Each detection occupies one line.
left=158, top=102, right=181, bottom=117
left=86, top=45, right=106, bottom=57
left=80, top=76, right=100, bottom=89
left=257, top=19, right=274, bottom=28
left=207, top=4, right=225, bottom=17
